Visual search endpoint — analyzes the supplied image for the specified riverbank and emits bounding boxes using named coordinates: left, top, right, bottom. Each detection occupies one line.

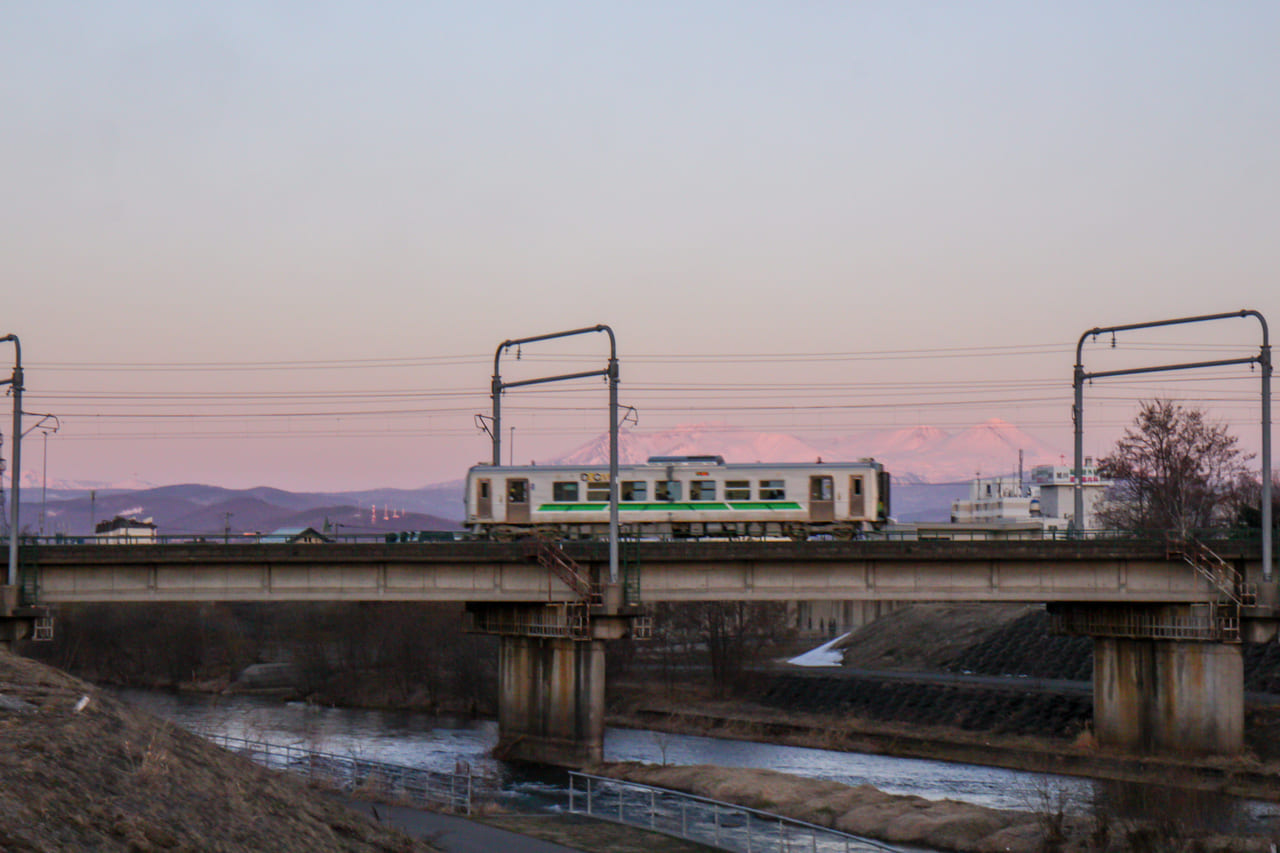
left=608, top=685, right=1280, bottom=803
left=595, top=761, right=1280, bottom=853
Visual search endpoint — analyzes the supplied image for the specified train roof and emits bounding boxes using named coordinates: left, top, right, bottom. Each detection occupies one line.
left=467, top=459, right=885, bottom=475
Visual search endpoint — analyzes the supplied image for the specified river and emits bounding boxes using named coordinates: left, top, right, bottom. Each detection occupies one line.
left=116, top=689, right=1280, bottom=836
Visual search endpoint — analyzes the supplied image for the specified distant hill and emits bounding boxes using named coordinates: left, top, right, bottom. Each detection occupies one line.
left=21, top=476, right=959, bottom=534
left=15, top=420, right=1060, bottom=535
left=26, top=483, right=463, bottom=539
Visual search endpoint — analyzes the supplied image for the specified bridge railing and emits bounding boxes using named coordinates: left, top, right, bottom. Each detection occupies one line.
left=6, top=531, right=471, bottom=546
left=568, top=771, right=902, bottom=853
left=203, top=732, right=495, bottom=815
left=6, top=528, right=1265, bottom=547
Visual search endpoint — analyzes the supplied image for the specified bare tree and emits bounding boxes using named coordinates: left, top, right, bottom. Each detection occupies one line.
left=1095, top=399, right=1253, bottom=534
left=1233, top=470, right=1280, bottom=531
left=654, top=601, right=793, bottom=697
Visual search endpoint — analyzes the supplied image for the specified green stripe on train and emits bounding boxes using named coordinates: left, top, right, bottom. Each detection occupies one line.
left=533, top=502, right=802, bottom=512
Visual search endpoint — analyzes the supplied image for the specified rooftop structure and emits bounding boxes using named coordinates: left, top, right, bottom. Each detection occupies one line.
left=94, top=516, right=158, bottom=544
left=950, top=459, right=1111, bottom=532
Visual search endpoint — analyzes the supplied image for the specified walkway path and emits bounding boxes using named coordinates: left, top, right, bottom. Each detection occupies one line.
left=334, top=795, right=585, bottom=853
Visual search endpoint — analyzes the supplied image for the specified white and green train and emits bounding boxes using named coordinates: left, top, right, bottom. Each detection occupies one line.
left=464, top=456, right=889, bottom=540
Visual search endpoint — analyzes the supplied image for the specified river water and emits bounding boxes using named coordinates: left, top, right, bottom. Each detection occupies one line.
left=116, top=689, right=1280, bottom=836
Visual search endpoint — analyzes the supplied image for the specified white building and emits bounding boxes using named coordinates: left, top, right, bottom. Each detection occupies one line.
left=950, top=475, right=1036, bottom=524
left=1030, top=462, right=1109, bottom=531
left=949, top=460, right=1111, bottom=533
left=94, top=516, right=158, bottom=543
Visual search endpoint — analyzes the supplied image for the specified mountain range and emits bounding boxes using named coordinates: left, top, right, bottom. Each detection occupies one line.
left=555, top=419, right=1065, bottom=485
left=18, top=483, right=464, bottom=539
left=8, top=420, right=1064, bottom=535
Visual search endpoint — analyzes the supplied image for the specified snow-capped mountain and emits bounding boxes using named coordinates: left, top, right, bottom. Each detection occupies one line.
left=551, top=420, right=1065, bottom=484
left=13, top=471, right=157, bottom=492
left=554, top=424, right=826, bottom=467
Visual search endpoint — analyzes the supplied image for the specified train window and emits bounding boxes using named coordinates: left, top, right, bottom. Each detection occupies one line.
left=622, top=481, right=647, bottom=501
left=656, top=480, right=682, bottom=501
left=552, top=482, right=579, bottom=502
left=759, top=480, right=786, bottom=500
left=479, top=481, right=490, bottom=499
left=508, top=479, right=528, bottom=503
left=852, top=478, right=862, bottom=496
left=690, top=480, right=716, bottom=501
left=725, top=480, right=751, bottom=500
left=586, top=481, right=611, bottom=501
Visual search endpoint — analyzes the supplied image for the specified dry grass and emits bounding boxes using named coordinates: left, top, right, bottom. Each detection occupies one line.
left=595, top=762, right=1280, bottom=853
left=0, top=650, right=436, bottom=852
left=480, top=814, right=720, bottom=853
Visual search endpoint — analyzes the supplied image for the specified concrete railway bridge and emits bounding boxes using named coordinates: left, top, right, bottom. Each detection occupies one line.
left=3, top=537, right=1276, bottom=767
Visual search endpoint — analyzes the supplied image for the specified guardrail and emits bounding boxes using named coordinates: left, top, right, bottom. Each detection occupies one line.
left=7, top=529, right=1268, bottom=547
left=204, top=733, right=493, bottom=815
left=568, top=771, right=902, bottom=853
left=4, top=531, right=471, bottom=545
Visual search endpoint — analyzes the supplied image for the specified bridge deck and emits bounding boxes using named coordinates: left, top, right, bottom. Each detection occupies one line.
left=22, top=540, right=1266, bottom=605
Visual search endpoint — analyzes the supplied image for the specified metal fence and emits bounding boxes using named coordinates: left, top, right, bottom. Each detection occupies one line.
left=568, top=771, right=902, bottom=853
left=204, top=733, right=493, bottom=815
left=8, top=528, right=1268, bottom=547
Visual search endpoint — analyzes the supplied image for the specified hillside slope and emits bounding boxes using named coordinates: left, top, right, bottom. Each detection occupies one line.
left=0, top=651, right=433, bottom=852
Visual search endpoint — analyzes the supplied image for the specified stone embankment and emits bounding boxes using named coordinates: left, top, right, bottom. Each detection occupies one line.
left=610, top=602, right=1280, bottom=804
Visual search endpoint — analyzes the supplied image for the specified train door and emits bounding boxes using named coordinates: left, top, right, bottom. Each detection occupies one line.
left=506, top=478, right=530, bottom=523
left=849, top=475, right=865, bottom=518
left=809, top=475, right=834, bottom=522
left=476, top=479, right=492, bottom=519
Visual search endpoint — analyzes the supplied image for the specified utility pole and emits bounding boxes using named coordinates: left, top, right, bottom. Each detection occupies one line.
left=1, top=334, right=22, bottom=588
left=487, top=325, right=621, bottom=586
left=21, top=414, right=59, bottom=538
left=1073, top=310, right=1271, bottom=581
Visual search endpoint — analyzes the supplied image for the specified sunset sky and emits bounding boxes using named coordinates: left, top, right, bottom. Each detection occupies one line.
left=3, top=2, right=1276, bottom=491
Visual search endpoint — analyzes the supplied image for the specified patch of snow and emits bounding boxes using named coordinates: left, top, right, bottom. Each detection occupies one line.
left=787, top=632, right=851, bottom=667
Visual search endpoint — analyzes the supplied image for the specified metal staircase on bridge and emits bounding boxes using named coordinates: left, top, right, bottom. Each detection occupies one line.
left=1167, top=536, right=1256, bottom=643
left=468, top=539, right=651, bottom=640
left=529, top=539, right=601, bottom=607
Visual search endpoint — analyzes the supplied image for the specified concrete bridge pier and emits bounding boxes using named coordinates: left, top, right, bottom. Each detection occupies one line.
left=469, top=598, right=643, bottom=767
left=496, top=634, right=605, bottom=766
left=0, top=585, right=46, bottom=649
left=1093, top=636, right=1242, bottom=755
left=1053, top=603, right=1244, bottom=756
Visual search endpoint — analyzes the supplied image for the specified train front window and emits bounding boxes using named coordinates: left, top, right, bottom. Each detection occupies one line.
left=552, top=482, right=579, bottom=502
left=622, top=481, right=647, bottom=501
left=690, top=480, right=716, bottom=501
left=759, top=480, right=786, bottom=500
left=656, top=480, right=682, bottom=501
left=725, top=480, right=750, bottom=500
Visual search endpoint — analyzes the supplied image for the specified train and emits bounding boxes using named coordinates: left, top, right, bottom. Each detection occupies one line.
left=464, top=455, right=889, bottom=540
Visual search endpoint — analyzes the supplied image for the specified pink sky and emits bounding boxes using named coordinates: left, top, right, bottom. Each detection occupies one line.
left=3, top=3, right=1276, bottom=491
